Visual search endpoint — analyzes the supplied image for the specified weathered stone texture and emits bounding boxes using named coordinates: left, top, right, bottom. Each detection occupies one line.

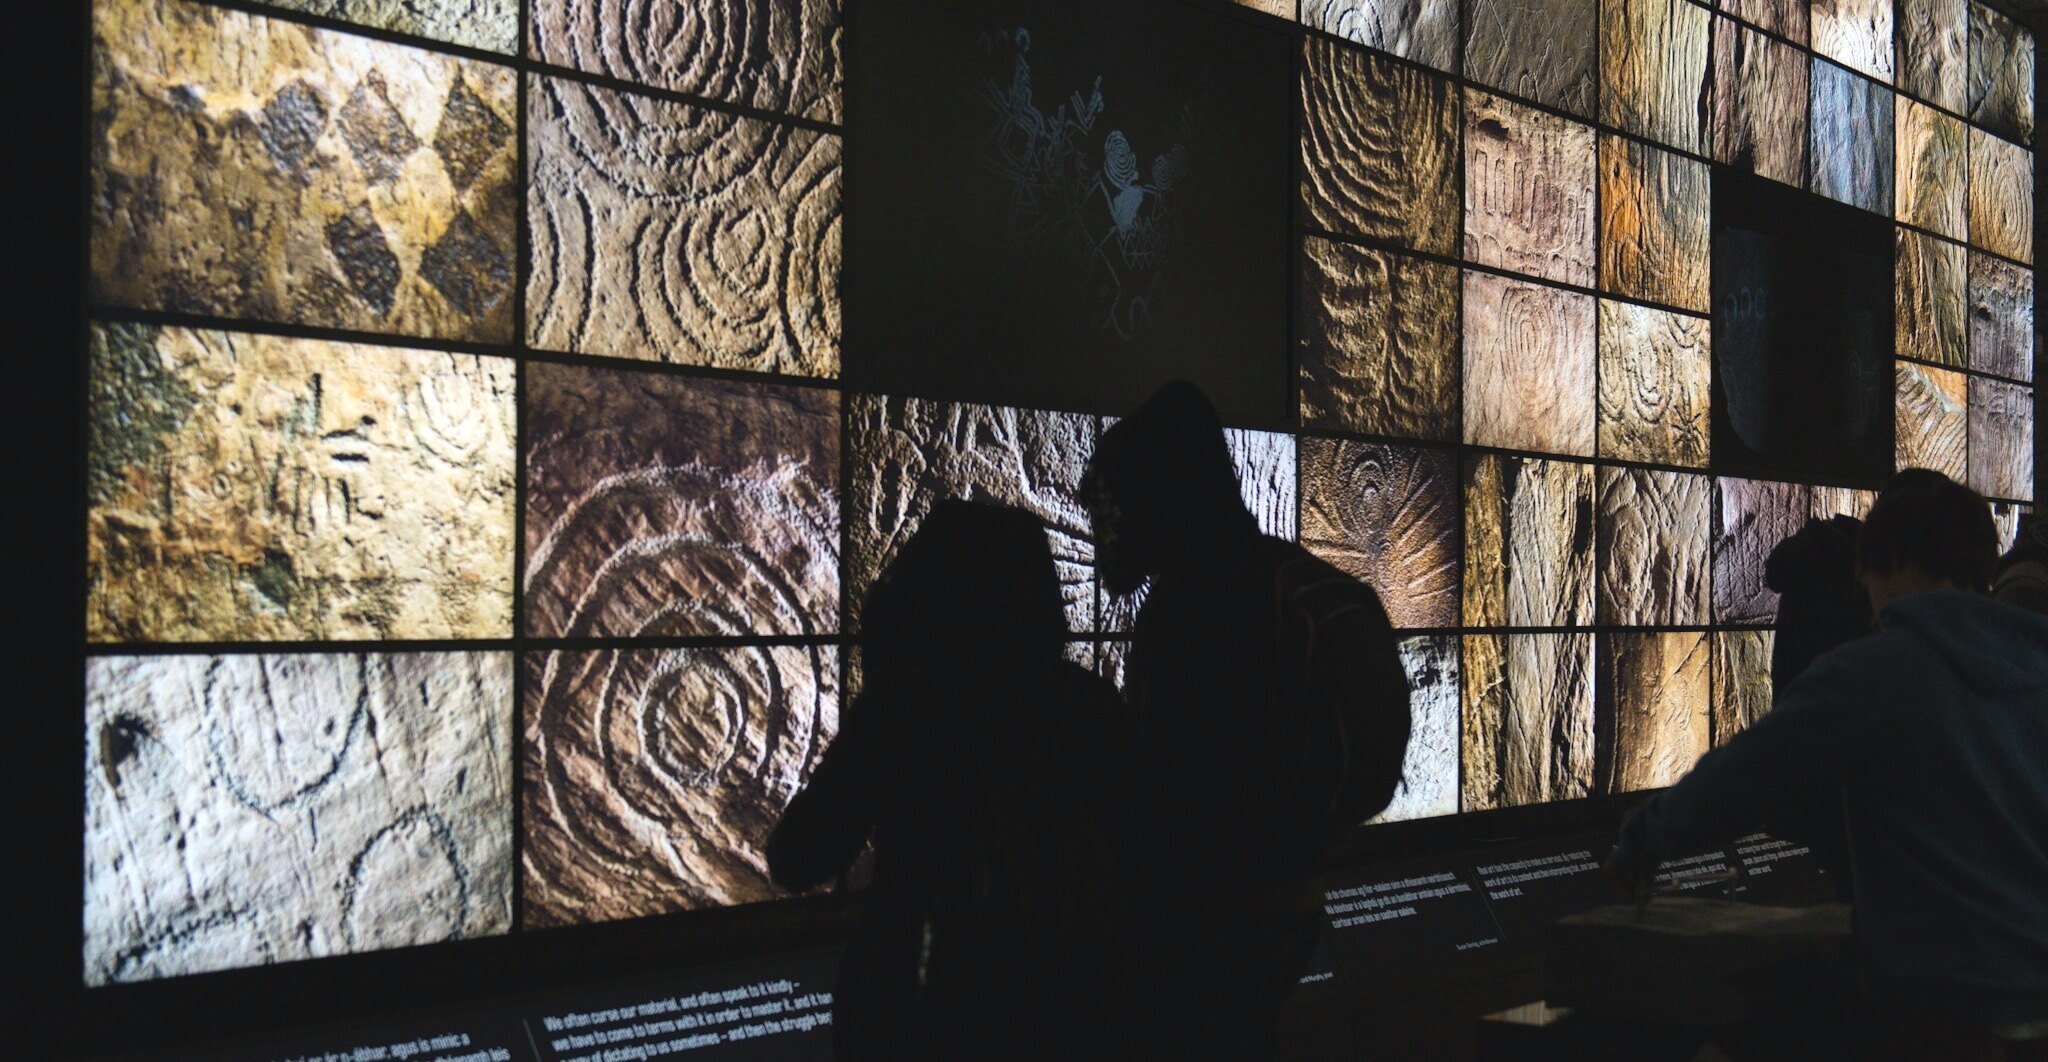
left=1896, top=0, right=1966, bottom=111
left=1810, top=486, right=1877, bottom=519
left=1304, top=0, right=1460, bottom=72
left=1970, top=252, right=2035, bottom=382
left=1598, top=468, right=1712, bottom=626
left=1301, top=39, right=1459, bottom=256
left=1464, top=454, right=1595, bottom=628
left=522, top=646, right=838, bottom=927
left=1967, top=128, right=2034, bottom=265
left=1301, top=440, right=1461, bottom=629
left=266, top=0, right=516, bottom=52
left=1370, top=636, right=1461, bottom=824
left=1597, top=300, right=1711, bottom=466
left=1718, top=0, right=1806, bottom=44
left=1297, top=238, right=1460, bottom=441
left=1601, top=632, right=1710, bottom=793
left=1897, top=99, right=1968, bottom=239
left=527, top=79, right=841, bottom=377
left=1600, top=137, right=1710, bottom=313
left=1895, top=361, right=1969, bottom=481
left=1465, top=0, right=1597, bottom=115
left=91, top=0, right=517, bottom=341
left=523, top=361, right=839, bottom=639
left=1462, top=633, right=1594, bottom=810
left=84, top=652, right=512, bottom=985
left=87, top=324, right=514, bottom=642
left=1968, top=2, right=2035, bottom=142
left=1809, top=59, right=1894, bottom=214
left=1992, top=502, right=2033, bottom=554
left=1896, top=229, right=1968, bottom=368
left=1235, top=0, right=1297, bottom=15
left=1708, top=18, right=1808, bottom=186
left=1714, top=477, right=1810, bottom=623
left=1600, top=0, right=1710, bottom=151
left=1229, top=429, right=1300, bottom=544
left=1711, top=629, right=1774, bottom=745
left=1811, top=0, right=1893, bottom=82
left=1464, top=90, right=1597, bottom=286
left=1969, top=377, right=2035, bottom=502
left=1462, top=272, right=1597, bottom=456
left=532, top=0, right=841, bottom=123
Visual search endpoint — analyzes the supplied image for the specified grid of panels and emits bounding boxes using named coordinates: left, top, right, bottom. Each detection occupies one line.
left=84, top=0, right=2034, bottom=985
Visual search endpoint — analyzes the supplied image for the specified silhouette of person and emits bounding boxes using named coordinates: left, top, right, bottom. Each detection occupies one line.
left=766, top=500, right=1135, bottom=1060
left=1082, top=381, right=1410, bottom=1059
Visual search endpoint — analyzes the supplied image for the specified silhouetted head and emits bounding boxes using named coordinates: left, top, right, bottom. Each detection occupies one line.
left=1082, top=381, right=1253, bottom=595
left=1857, top=469, right=1999, bottom=610
left=861, top=500, right=1068, bottom=680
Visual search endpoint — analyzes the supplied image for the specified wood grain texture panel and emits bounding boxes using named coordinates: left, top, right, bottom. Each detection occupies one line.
left=1970, top=251, right=2035, bottom=382
left=1967, top=128, right=2034, bottom=265
left=90, top=0, right=518, bottom=342
left=1809, top=58, right=1894, bottom=214
left=1466, top=0, right=1598, bottom=115
left=1896, top=360, right=1968, bottom=480
left=1600, top=631, right=1710, bottom=793
left=1304, top=0, right=1460, bottom=72
left=1896, top=0, right=1965, bottom=111
left=1714, top=477, right=1811, bottom=623
left=1597, top=300, right=1711, bottom=466
left=1718, top=0, right=1807, bottom=44
left=1464, top=90, right=1597, bottom=286
left=84, top=652, right=512, bottom=984
left=1301, top=38, right=1460, bottom=255
left=1895, top=229, right=1967, bottom=368
left=1601, top=0, right=1710, bottom=151
left=527, top=78, right=841, bottom=377
left=1968, top=2, right=2035, bottom=141
left=1464, top=453, right=1596, bottom=627
left=1710, top=629, right=1773, bottom=745
left=1709, top=18, right=1808, bottom=186
left=1371, top=636, right=1462, bottom=823
left=1462, top=633, right=1594, bottom=810
left=522, top=646, right=837, bottom=926
left=1599, top=136, right=1710, bottom=312
left=1463, top=272, right=1597, bottom=455
left=1897, top=98, right=1967, bottom=239
left=1969, top=376, right=2035, bottom=502
left=1811, top=486, right=1878, bottom=519
left=523, top=361, right=840, bottom=639
left=530, top=0, right=841, bottom=123
left=264, top=0, right=515, bottom=51
left=1297, top=237, right=1460, bottom=440
left=1597, top=467, right=1712, bottom=625
left=1811, top=0, right=1893, bottom=82
left=1301, top=439, right=1462, bottom=628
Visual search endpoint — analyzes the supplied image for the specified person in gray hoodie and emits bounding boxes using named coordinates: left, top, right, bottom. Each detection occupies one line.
left=1609, top=473, right=2048, bottom=1046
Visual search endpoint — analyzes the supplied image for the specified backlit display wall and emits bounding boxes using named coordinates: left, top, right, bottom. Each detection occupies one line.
left=83, top=0, right=2034, bottom=985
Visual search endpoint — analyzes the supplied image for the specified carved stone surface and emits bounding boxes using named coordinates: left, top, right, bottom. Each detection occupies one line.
left=1096, top=639, right=1130, bottom=692
left=1466, top=0, right=1597, bottom=116
left=527, top=78, right=841, bottom=377
left=1464, top=454, right=1595, bottom=628
left=848, top=396, right=1096, bottom=633
left=83, top=652, right=513, bottom=985
left=1970, top=252, right=2035, bottom=382
left=1600, top=0, right=1710, bottom=151
left=1711, top=630, right=1774, bottom=745
left=1969, top=376, right=2035, bottom=502
left=1464, top=90, right=1597, bottom=286
left=1810, top=486, right=1877, bottom=519
left=523, top=361, right=839, bottom=639
left=1301, top=38, right=1459, bottom=256
left=1808, top=58, right=1894, bottom=214
left=1229, top=429, right=1300, bottom=543
left=1896, top=99, right=1967, bottom=239
left=1896, top=229, right=1968, bottom=368
left=1896, top=0, right=1965, bottom=111
left=265, top=0, right=516, bottom=52
left=1992, top=502, right=2033, bottom=554
left=1462, top=272, right=1597, bottom=456
left=87, top=324, right=513, bottom=643
left=1718, top=0, right=1806, bottom=44
left=1370, top=636, right=1461, bottom=823
left=1601, top=631, right=1710, bottom=793
left=523, top=646, right=838, bottom=926
left=1968, top=2, right=2035, bottom=142
left=1714, top=477, right=1811, bottom=623
left=1462, top=633, right=1594, bottom=810
left=1895, top=361, right=1969, bottom=481
left=1708, top=18, right=1808, bottom=187
left=1297, top=238, right=1460, bottom=441
left=1810, top=0, right=1892, bottom=82
left=1600, top=137, right=1710, bottom=313
left=91, top=0, right=517, bottom=342
left=1597, top=468, right=1712, bottom=626
left=1301, top=440, right=1461, bottom=628
left=1304, top=0, right=1460, bottom=73
left=1597, top=300, right=1711, bottom=466
left=1967, top=128, right=2034, bottom=265
left=1235, top=0, right=1297, bottom=15
left=532, top=0, right=840, bottom=123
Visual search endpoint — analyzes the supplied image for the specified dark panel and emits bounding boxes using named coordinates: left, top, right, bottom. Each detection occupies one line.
left=1301, top=37, right=1460, bottom=257
left=1464, top=90, right=1597, bottom=286
left=530, top=0, right=841, bottom=122
left=1711, top=629, right=1774, bottom=745
left=1597, top=300, right=1712, bottom=467
left=1808, top=58, right=1893, bottom=214
left=1599, top=631, right=1710, bottom=793
left=1599, top=136, right=1710, bottom=313
left=1967, top=1, right=2035, bottom=141
left=1304, top=0, right=1460, bottom=72
left=1600, top=0, right=1710, bottom=151
left=1896, top=0, right=1965, bottom=112
left=1463, top=453, right=1595, bottom=627
left=1895, top=228, right=1967, bottom=368
left=1969, top=377, right=2036, bottom=502
left=1810, top=0, right=1892, bottom=82
left=1708, top=17, right=1809, bottom=187
left=1970, top=251, right=2035, bottom=382
left=1713, top=476, right=1812, bottom=624
left=1462, top=271, right=1597, bottom=456
left=1897, top=97, right=1967, bottom=239
left=1300, top=439, right=1461, bottom=628
left=1597, top=467, right=1712, bottom=626
left=1466, top=0, right=1598, bottom=116
left=1967, top=127, right=2034, bottom=265
left=1894, top=360, right=1969, bottom=481
left=1462, top=633, right=1594, bottom=810
left=1297, top=238, right=1460, bottom=440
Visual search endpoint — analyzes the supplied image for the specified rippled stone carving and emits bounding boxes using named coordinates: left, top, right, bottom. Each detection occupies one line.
left=1600, top=136, right=1710, bottom=312
left=1301, top=440, right=1460, bottom=628
left=1463, top=272, right=1597, bottom=456
left=84, top=652, right=512, bottom=984
left=1598, top=468, right=1711, bottom=625
left=532, top=0, right=840, bottom=123
left=1967, top=128, right=2033, bottom=266
left=1297, top=238, right=1459, bottom=441
left=1970, top=252, right=2035, bottom=382
left=1464, top=454, right=1595, bottom=628
left=1464, top=90, right=1597, bottom=286
left=1304, top=0, right=1459, bottom=72
left=1370, top=636, right=1461, bottom=823
left=1969, top=377, right=2035, bottom=502
left=1896, top=229, right=1968, bottom=368
left=1811, top=486, right=1877, bottom=520
left=1601, top=632, right=1710, bottom=792
left=1711, top=630, right=1774, bottom=745
left=1967, top=2, right=2034, bottom=142
left=1897, top=0, right=1965, bottom=111
left=1600, top=0, right=1709, bottom=151
left=1462, top=633, right=1594, bottom=810
left=1719, top=0, right=1805, bottom=44
left=1300, top=38, right=1459, bottom=256
left=1597, top=300, right=1711, bottom=466
left=1809, top=59, right=1893, bottom=214
left=1465, top=0, right=1596, bottom=115
left=1810, top=0, right=1892, bottom=82
left=1897, top=98, right=1967, bottom=239
left=266, top=0, right=516, bottom=52
left=1895, top=361, right=1969, bottom=481
left=1708, top=18, right=1808, bottom=186
left=1713, top=477, right=1810, bottom=624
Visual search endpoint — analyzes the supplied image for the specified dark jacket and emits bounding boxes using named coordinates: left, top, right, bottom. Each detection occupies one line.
left=1995, top=520, right=2048, bottom=617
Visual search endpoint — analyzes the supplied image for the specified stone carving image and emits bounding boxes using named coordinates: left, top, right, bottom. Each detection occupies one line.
left=1708, top=18, right=1808, bottom=187
left=1303, top=0, right=1460, bottom=72
left=1897, top=99, right=1967, bottom=240
left=1463, top=272, right=1597, bottom=457
left=87, top=324, right=515, bottom=642
left=1810, top=0, right=1893, bottom=81
left=1464, top=454, right=1596, bottom=628
left=1711, top=630, right=1773, bottom=745
left=1713, top=477, right=1810, bottom=624
left=1370, top=636, right=1461, bottom=823
left=1464, top=90, right=1597, bottom=287
left=1600, top=631, right=1710, bottom=793
left=1297, top=238, right=1459, bottom=441
left=268, top=0, right=517, bottom=52
left=1807, top=59, right=1893, bottom=214
left=1463, top=633, right=1594, bottom=810
left=1597, top=300, right=1711, bottom=467
left=83, top=652, right=513, bottom=985
left=1895, top=362, right=1970, bottom=482
left=1598, top=468, right=1712, bottom=626
left=1967, top=128, right=2034, bottom=266
left=1897, top=0, right=1965, bottom=112
left=1301, top=38, right=1459, bottom=256
left=1970, top=253, right=2035, bottom=382
left=1969, top=377, right=2035, bottom=503
left=1600, top=137, right=1710, bottom=313
left=92, top=0, right=517, bottom=342
left=1967, top=2, right=2035, bottom=141
left=1897, top=230, right=1968, bottom=368
left=532, top=0, right=842, bottom=123
left=1599, top=0, right=1709, bottom=151
left=1465, top=0, right=1597, bottom=116
left=1301, top=440, right=1460, bottom=629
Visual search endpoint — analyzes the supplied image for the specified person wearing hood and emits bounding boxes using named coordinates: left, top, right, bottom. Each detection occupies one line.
left=1609, top=472, right=2048, bottom=1050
